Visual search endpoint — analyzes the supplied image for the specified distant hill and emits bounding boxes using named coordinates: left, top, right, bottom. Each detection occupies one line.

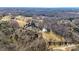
left=0, top=7, right=79, bottom=17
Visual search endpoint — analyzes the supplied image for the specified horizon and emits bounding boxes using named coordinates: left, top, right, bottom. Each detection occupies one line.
left=0, top=7, right=79, bottom=8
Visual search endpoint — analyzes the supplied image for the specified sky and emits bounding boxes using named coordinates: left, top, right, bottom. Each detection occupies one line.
left=0, top=0, right=79, bottom=7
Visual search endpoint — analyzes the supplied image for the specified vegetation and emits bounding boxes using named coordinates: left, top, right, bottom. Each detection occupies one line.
left=0, top=8, right=79, bottom=51
left=0, top=20, right=46, bottom=51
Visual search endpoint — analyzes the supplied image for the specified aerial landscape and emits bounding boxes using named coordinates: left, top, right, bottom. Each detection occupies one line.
left=0, top=7, right=79, bottom=51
